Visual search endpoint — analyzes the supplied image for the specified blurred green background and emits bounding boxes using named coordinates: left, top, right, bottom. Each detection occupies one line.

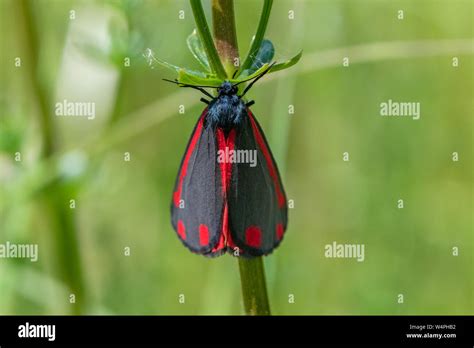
left=0, top=0, right=472, bottom=315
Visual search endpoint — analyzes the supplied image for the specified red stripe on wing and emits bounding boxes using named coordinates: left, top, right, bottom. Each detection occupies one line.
left=173, top=111, right=206, bottom=207
left=247, top=110, right=286, bottom=208
left=216, top=128, right=236, bottom=193
left=210, top=203, right=238, bottom=253
left=212, top=129, right=239, bottom=253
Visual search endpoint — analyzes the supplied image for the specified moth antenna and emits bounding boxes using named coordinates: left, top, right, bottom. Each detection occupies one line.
left=163, top=79, right=215, bottom=99
left=163, top=78, right=180, bottom=85
left=238, top=62, right=276, bottom=98
left=163, top=79, right=220, bottom=89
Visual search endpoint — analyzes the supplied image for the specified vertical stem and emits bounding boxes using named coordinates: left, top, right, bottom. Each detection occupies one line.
left=238, top=0, right=273, bottom=75
left=210, top=0, right=271, bottom=315
left=211, top=0, right=239, bottom=76
left=16, top=0, right=86, bottom=314
left=190, top=0, right=227, bottom=78
left=18, top=0, right=54, bottom=157
left=238, top=258, right=271, bottom=315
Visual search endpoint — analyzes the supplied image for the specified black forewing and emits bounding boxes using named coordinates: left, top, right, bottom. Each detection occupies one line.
left=170, top=110, right=225, bottom=255
left=227, top=109, right=288, bottom=256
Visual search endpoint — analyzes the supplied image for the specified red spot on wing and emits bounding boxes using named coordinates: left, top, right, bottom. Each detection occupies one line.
left=199, top=224, right=209, bottom=246
left=245, top=226, right=262, bottom=248
left=247, top=110, right=286, bottom=208
left=276, top=223, right=284, bottom=240
left=177, top=220, right=186, bottom=240
left=173, top=112, right=206, bottom=207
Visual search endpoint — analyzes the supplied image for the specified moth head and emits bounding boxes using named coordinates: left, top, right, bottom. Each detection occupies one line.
left=218, top=81, right=237, bottom=96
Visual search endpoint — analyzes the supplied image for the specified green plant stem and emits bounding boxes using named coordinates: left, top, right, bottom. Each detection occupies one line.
left=190, top=0, right=227, bottom=79
left=238, top=258, right=271, bottom=315
left=17, top=0, right=86, bottom=314
left=210, top=0, right=271, bottom=316
left=238, top=0, right=273, bottom=75
left=18, top=0, right=54, bottom=157
left=211, top=0, right=239, bottom=76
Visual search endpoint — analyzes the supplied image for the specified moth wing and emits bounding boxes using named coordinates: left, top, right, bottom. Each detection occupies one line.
left=170, top=110, right=226, bottom=256
left=227, top=110, right=288, bottom=256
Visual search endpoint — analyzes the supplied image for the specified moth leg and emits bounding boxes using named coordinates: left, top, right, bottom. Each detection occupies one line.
left=246, top=100, right=255, bottom=107
left=200, top=98, right=210, bottom=105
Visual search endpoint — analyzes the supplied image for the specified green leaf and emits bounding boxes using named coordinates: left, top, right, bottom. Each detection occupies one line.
left=174, top=65, right=275, bottom=87
left=250, top=39, right=275, bottom=69
left=238, top=0, right=273, bottom=77
left=270, top=50, right=303, bottom=73
left=187, top=29, right=211, bottom=71
left=174, top=67, right=209, bottom=79
left=175, top=64, right=273, bottom=88
left=143, top=48, right=222, bottom=87
left=240, top=39, right=275, bottom=77
left=177, top=69, right=222, bottom=87
left=231, top=63, right=271, bottom=83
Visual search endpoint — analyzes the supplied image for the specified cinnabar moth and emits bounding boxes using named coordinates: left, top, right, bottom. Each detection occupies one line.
left=167, top=66, right=288, bottom=257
